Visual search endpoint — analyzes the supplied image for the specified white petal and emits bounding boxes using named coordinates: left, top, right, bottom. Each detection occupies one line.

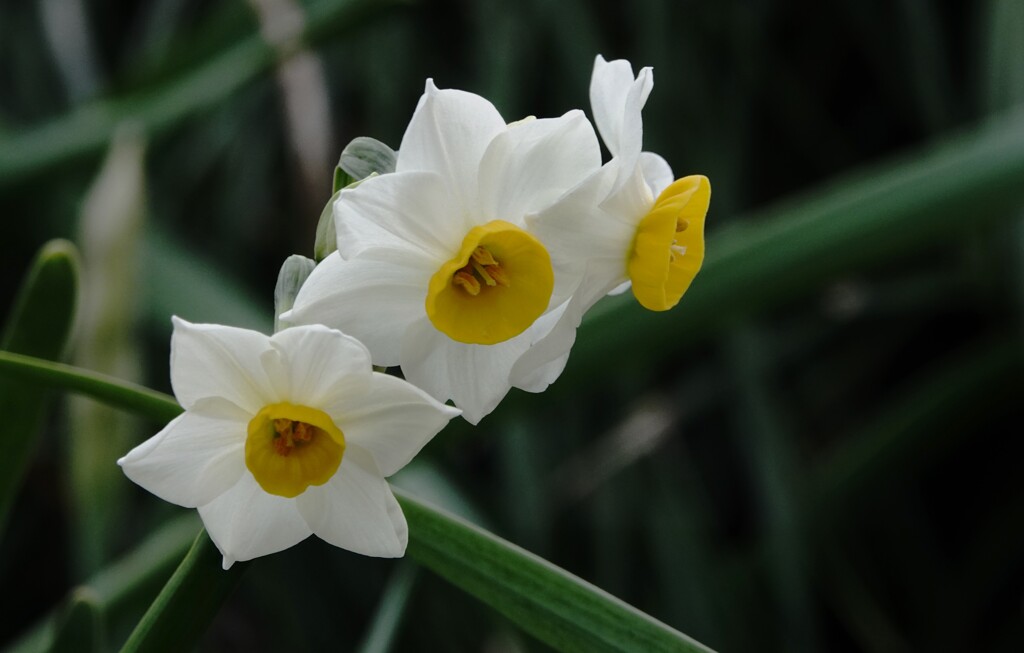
left=400, top=319, right=532, bottom=424
left=528, top=162, right=635, bottom=265
left=199, top=473, right=312, bottom=569
left=509, top=302, right=575, bottom=393
left=286, top=252, right=430, bottom=367
left=332, top=372, right=460, bottom=477
left=477, top=110, right=601, bottom=223
left=590, top=55, right=652, bottom=172
left=334, top=171, right=465, bottom=261
left=600, top=163, right=654, bottom=225
left=607, top=279, right=632, bottom=296
left=510, top=269, right=617, bottom=392
left=118, top=398, right=248, bottom=508
left=296, top=448, right=407, bottom=557
left=169, top=317, right=276, bottom=414
left=268, top=324, right=374, bottom=408
left=397, top=80, right=506, bottom=216
left=640, top=151, right=674, bottom=197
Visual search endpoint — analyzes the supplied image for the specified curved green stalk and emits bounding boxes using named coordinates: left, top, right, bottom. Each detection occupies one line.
left=395, top=488, right=715, bottom=653
left=0, top=353, right=715, bottom=653
left=119, top=531, right=248, bottom=653
left=0, top=351, right=182, bottom=424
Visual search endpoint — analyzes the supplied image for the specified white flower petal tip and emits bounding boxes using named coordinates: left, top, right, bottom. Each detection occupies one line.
left=122, top=320, right=460, bottom=564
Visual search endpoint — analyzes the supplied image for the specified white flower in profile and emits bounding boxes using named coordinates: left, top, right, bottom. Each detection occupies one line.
left=286, top=80, right=601, bottom=424
left=118, top=317, right=459, bottom=569
left=529, top=55, right=710, bottom=315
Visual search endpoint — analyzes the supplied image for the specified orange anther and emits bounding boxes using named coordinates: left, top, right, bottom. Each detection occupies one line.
left=453, top=269, right=481, bottom=295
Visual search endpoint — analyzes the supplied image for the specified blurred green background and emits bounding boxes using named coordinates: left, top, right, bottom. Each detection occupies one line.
left=2, top=0, right=1023, bottom=651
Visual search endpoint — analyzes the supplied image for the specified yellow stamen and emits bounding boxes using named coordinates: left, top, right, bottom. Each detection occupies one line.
left=485, top=264, right=510, bottom=287
left=453, top=269, right=481, bottom=296
left=627, top=175, right=710, bottom=311
left=471, top=246, right=499, bottom=266
left=471, top=259, right=498, bottom=286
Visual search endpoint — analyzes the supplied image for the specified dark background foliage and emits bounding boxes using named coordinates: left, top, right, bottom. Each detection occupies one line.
left=1, top=0, right=1022, bottom=651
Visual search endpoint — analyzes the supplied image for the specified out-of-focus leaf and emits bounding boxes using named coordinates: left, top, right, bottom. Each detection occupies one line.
left=567, top=107, right=1024, bottom=390
left=7, top=513, right=199, bottom=653
left=119, top=530, right=246, bottom=653
left=69, top=128, right=147, bottom=575
left=0, top=0, right=402, bottom=188
left=0, top=240, right=79, bottom=536
left=809, top=335, right=1022, bottom=513
left=983, top=0, right=1024, bottom=113
left=355, top=561, right=419, bottom=653
left=49, top=588, right=104, bottom=653
left=142, top=228, right=269, bottom=332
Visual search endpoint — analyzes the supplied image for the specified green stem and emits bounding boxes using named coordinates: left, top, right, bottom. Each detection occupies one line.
left=119, top=530, right=248, bottom=653
left=0, top=351, right=182, bottom=423
left=0, top=353, right=716, bottom=653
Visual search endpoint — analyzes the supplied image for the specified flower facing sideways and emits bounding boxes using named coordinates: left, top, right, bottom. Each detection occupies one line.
left=529, top=55, right=711, bottom=314
left=119, top=318, right=460, bottom=568
left=286, top=80, right=602, bottom=424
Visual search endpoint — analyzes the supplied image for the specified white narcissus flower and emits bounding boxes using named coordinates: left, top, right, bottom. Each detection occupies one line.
left=529, top=55, right=711, bottom=315
left=118, top=317, right=459, bottom=569
left=286, top=80, right=601, bottom=424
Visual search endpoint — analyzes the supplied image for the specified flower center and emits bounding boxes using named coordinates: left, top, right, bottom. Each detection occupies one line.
left=426, top=220, right=554, bottom=345
left=246, top=402, right=346, bottom=498
left=627, top=175, right=710, bottom=312
left=451, top=246, right=511, bottom=296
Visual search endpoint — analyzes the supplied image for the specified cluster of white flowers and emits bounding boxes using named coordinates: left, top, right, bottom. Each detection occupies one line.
left=119, top=55, right=710, bottom=568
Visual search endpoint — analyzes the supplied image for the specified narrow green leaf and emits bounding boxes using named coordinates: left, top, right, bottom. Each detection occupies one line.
left=120, top=530, right=247, bottom=653
left=355, top=561, right=419, bottom=653
left=0, top=0, right=403, bottom=188
left=0, top=355, right=715, bottom=653
left=6, top=514, right=199, bottom=653
left=0, top=351, right=182, bottom=424
left=808, top=335, right=1023, bottom=514
left=49, top=588, right=105, bottom=653
left=0, top=240, right=79, bottom=536
left=69, top=128, right=147, bottom=576
left=395, top=488, right=715, bottom=653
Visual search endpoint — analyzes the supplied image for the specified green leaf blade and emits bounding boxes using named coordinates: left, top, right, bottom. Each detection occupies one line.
left=49, top=588, right=105, bottom=653
left=119, top=531, right=247, bottom=653
left=396, top=489, right=715, bottom=653
left=0, top=239, right=80, bottom=535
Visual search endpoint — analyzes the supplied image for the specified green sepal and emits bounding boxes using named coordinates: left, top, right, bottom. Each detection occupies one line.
left=313, top=189, right=342, bottom=262
left=273, top=254, right=317, bottom=331
left=314, top=172, right=379, bottom=261
left=333, top=136, right=397, bottom=193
